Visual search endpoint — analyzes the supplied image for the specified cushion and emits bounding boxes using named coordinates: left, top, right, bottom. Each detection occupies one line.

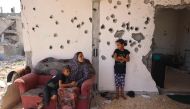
left=34, top=57, right=70, bottom=75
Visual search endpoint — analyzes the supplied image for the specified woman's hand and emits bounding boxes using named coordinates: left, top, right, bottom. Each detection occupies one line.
left=70, top=81, right=77, bottom=87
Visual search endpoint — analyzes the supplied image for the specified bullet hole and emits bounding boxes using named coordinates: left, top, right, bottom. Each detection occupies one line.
left=89, top=17, right=92, bottom=23
left=114, top=5, right=117, bottom=9
left=93, top=8, right=97, bottom=12
left=99, top=32, right=101, bottom=36
left=101, top=24, right=105, bottom=29
left=101, top=55, right=107, bottom=60
left=132, top=33, right=145, bottom=43
left=98, top=39, right=101, bottom=43
left=55, top=21, right=59, bottom=25
left=49, top=45, right=53, bottom=50
left=67, top=40, right=70, bottom=44
left=74, top=17, right=77, bottom=20
left=77, top=24, right=81, bottom=28
left=108, top=0, right=112, bottom=4
left=122, top=23, right=126, bottom=28
left=110, top=14, right=115, bottom=18
left=61, top=10, right=64, bottom=13
left=84, top=30, right=88, bottom=34
left=129, top=40, right=132, bottom=43
left=135, top=27, right=139, bottom=31
left=126, top=4, right=131, bottom=8
left=32, top=27, right=35, bottom=32
left=144, top=0, right=154, bottom=6
left=33, top=7, right=36, bottom=11
left=60, top=45, right=64, bottom=49
left=126, top=22, right=130, bottom=31
left=109, top=28, right=114, bottom=33
left=71, top=19, right=74, bottom=23
left=130, top=42, right=136, bottom=47
left=54, top=33, right=58, bottom=37
left=144, top=27, right=147, bottom=29
left=145, top=17, right=150, bottom=25
left=107, top=41, right=110, bottom=46
left=114, top=30, right=125, bottom=38
left=50, top=15, right=53, bottom=19
left=92, top=44, right=95, bottom=46
left=138, top=44, right=142, bottom=48
left=150, top=1, right=155, bottom=7
left=36, top=24, right=39, bottom=28
left=128, top=12, right=131, bottom=15
left=130, top=26, right=134, bottom=30
left=117, top=1, right=122, bottom=5
left=106, top=16, right=110, bottom=21
left=81, top=22, right=85, bottom=25
left=113, top=19, right=117, bottom=23
left=135, top=47, right=138, bottom=52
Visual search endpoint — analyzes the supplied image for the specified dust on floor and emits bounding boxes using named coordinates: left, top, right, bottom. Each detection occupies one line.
left=91, top=95, right=190, bottom=109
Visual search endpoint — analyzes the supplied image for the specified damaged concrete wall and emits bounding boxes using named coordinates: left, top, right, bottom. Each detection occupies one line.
left=21, top=0, right=190, bottom=92
left=21, top=0, right=92, bottom=66
left=98, top=0, right=190, bottom=92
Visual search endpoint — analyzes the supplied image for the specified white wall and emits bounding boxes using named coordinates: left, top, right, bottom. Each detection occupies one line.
left=21, top=0, right=92, bottom=66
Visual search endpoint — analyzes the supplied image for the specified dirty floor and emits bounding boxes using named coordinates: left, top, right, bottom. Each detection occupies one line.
left=91, top=95, right=190, bottom=109
left=12, top=95, right=190, bottom=109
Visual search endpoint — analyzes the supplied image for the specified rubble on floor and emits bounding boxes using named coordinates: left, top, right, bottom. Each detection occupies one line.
left=0, top=56, right=25, bottom=107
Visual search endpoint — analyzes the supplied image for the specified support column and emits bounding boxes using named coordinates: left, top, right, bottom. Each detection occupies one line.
left=92, top=0, right=100, bottom=88
left=1, top=33, right=5, bottom=43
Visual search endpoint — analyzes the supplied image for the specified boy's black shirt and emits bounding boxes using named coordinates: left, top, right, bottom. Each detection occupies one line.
left=47, top=72, right=69, bottom=89
left=113, top=49, right=130, bottom=66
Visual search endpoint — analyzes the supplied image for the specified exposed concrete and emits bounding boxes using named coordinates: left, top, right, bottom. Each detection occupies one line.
left=132, top=33, right=145, bottom=43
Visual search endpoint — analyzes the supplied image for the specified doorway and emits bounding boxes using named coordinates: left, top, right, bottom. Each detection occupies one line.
left=152, top=6, right=190, bottom=93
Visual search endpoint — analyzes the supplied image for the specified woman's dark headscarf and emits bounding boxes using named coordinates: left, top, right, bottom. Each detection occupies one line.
left=69, top=52, right=89, bottom=86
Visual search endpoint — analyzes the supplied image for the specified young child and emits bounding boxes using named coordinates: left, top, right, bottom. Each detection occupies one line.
left=38, top=65, right=75, bottom=109
left=113, top=39, right=130, bottom=100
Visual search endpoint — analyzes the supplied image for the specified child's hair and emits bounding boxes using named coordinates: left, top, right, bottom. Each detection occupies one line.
left=116, top=39, right=127, bottom=46
left=63, top=65, right=71, bottom=72
left=76, top=52, right=82, bottom=58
